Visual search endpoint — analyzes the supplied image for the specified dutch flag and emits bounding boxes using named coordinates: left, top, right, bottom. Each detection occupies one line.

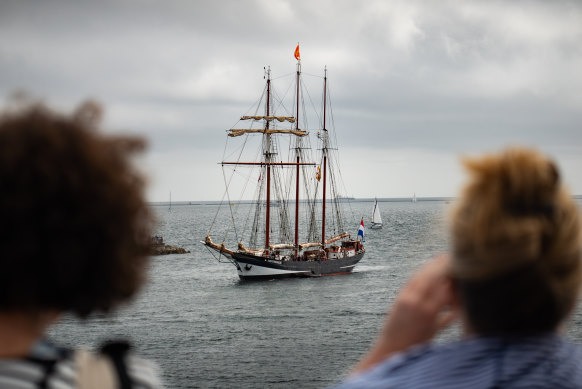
left=357, top=218, right=365, bottom=242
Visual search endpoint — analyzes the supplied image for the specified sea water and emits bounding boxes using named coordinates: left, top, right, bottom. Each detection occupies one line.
left=49, top=200, right=582, bottom=388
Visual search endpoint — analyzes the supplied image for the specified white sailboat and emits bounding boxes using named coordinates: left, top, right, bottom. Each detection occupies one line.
left=371, top=197, right=383, bottom=229
left=412, top=192, right=417, bottom=203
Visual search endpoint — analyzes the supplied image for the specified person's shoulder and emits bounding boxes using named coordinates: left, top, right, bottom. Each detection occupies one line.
left=542, top=336, right=582, bottom=373
left=554, top=335, right=582, bottom=355
left=0, top=341, right=163, bottom=389
left=329, top=338, right=513, bottom=389
left=125, top=354, right=164, bottom=389
left=56, top=346, right=163, bottom=389
left=330, top=342, right=448, bottom=389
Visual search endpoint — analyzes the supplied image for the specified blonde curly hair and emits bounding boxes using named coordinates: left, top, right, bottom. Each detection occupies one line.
left=451, top=147, right=582, bottom=333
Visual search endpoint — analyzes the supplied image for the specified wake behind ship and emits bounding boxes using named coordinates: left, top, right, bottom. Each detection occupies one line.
left=202, top=46, right=365, bottom=280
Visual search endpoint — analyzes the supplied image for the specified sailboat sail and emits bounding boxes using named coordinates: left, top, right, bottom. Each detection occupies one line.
left=371, top=198, right=383, bottom=229
left=201, top=53, right=365, bottom=280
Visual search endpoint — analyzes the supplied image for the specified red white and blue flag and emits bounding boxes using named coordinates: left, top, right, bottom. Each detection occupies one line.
left=357, top=218, right=365, bottom=242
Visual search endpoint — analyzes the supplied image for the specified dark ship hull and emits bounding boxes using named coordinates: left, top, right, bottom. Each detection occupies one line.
left=232, top=251, right=365, bottom=280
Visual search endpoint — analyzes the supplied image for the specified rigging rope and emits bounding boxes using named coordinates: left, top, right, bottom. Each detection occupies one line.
left=206, top=66, right=358, bottom=256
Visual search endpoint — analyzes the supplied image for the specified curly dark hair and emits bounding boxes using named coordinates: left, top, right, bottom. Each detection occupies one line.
left=0, top=101, right=152, bottom=318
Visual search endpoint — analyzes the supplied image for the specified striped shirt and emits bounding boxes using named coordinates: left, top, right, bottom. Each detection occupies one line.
left=0, top=341, right=162, bottom=389
left=333, top=334, right=582, bottom=389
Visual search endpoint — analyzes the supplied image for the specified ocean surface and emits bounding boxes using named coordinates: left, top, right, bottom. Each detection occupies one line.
left=49, top=199, right=582, bottom=388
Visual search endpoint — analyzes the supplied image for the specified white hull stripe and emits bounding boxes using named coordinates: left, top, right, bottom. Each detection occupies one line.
left=340, top=265, right=356, bottom=269
left=236, top=262, right=311, bottom=276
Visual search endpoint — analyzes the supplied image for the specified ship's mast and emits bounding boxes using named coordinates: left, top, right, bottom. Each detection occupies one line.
left=294, top=61, right=301, bottom=253
left=220, top=65, right=314, bottom=256
left=321, top=67, right=328, bottom=247
left=265, top=67, right=271, bottom=250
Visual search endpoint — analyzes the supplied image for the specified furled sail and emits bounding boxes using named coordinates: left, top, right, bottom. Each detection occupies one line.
left=228, top=129, right=308, bottom=137
left=241, top=115, right=296, bottom=123
left=325, top=232, right=350, bottom=245
left=270, top=243, right=295, bottom=250
left=238, top=241, right=266, bottom=255
left=298, top=242, right=322, bottom=249
left=204, top=235, right=235, bottom=257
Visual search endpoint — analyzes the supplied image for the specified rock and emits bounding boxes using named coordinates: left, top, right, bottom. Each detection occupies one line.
left=150, top=235, right=190, bottom=255
left=151, top=244, right=190, bottom=255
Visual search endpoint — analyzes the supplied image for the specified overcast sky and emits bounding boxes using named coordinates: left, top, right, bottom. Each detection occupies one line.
left=1, top=0, right=581, bottom=201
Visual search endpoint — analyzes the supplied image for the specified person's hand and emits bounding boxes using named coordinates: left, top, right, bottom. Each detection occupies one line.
left=353, top=254, right=459, bottom=374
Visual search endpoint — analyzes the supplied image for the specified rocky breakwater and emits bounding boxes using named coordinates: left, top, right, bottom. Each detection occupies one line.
left=150, top=235, right=190, bottom=256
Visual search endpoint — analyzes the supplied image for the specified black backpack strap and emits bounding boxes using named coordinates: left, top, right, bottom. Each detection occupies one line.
left=25, top=343, right=72, bottom=389
left=33, top=359, right=58, bottom=389
left=99, top=340, right=133, bottom=389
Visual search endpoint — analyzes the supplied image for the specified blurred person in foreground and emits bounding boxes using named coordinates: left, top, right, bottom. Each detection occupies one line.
left=0, top=101, right=162, bottom=388
left=333, top=147, right=582, bottom=388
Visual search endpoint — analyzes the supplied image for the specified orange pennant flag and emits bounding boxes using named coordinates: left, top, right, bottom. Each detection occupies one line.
left=294, top=44, right=301, bottom=61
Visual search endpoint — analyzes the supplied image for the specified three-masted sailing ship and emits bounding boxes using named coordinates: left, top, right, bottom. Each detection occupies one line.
left=202, top=49, right=365, bottom=280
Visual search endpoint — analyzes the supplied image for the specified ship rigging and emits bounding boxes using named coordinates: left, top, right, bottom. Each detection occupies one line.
left=202, top=50, right=365, bottom=280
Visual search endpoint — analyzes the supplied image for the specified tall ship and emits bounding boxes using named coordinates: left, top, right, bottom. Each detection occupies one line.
left=202, top=47, right=365, bottom=280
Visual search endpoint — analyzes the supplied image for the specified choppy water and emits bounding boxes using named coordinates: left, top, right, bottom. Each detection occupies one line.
left=49, top=200, right=582, bottom=388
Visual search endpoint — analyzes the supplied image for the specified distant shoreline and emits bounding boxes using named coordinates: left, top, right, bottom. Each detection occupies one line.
left=150, top=197, right=455, bottom=207
left=149, top=194, right=582, bottom=207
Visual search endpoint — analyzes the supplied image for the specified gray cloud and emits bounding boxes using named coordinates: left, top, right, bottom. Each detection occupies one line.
left=1, top=0, right=581, bottom=200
